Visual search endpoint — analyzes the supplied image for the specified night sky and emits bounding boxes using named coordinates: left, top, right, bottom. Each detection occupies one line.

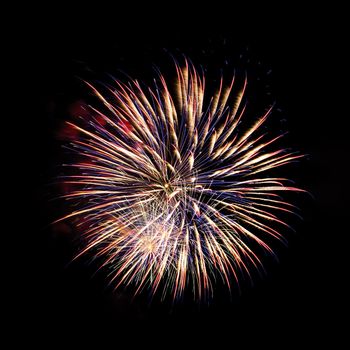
left=16, top=5, right=345, bottom=345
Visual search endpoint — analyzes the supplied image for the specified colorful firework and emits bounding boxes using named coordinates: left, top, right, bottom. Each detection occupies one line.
left=56, top=59, right=303, bottom=301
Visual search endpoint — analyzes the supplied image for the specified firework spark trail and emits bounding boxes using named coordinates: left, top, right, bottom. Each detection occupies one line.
left=57, top=59, right=303, bottom=301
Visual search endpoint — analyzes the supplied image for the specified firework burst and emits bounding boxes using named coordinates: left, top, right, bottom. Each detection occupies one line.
left=56, top=59, right=303, bottom=301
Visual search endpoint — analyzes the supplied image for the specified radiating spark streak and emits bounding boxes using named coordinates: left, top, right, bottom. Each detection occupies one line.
left=57, top=59, right=303, bottom=301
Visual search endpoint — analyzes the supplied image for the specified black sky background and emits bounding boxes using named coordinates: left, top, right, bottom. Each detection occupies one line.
left=15, top=5, right=346, bottom=345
